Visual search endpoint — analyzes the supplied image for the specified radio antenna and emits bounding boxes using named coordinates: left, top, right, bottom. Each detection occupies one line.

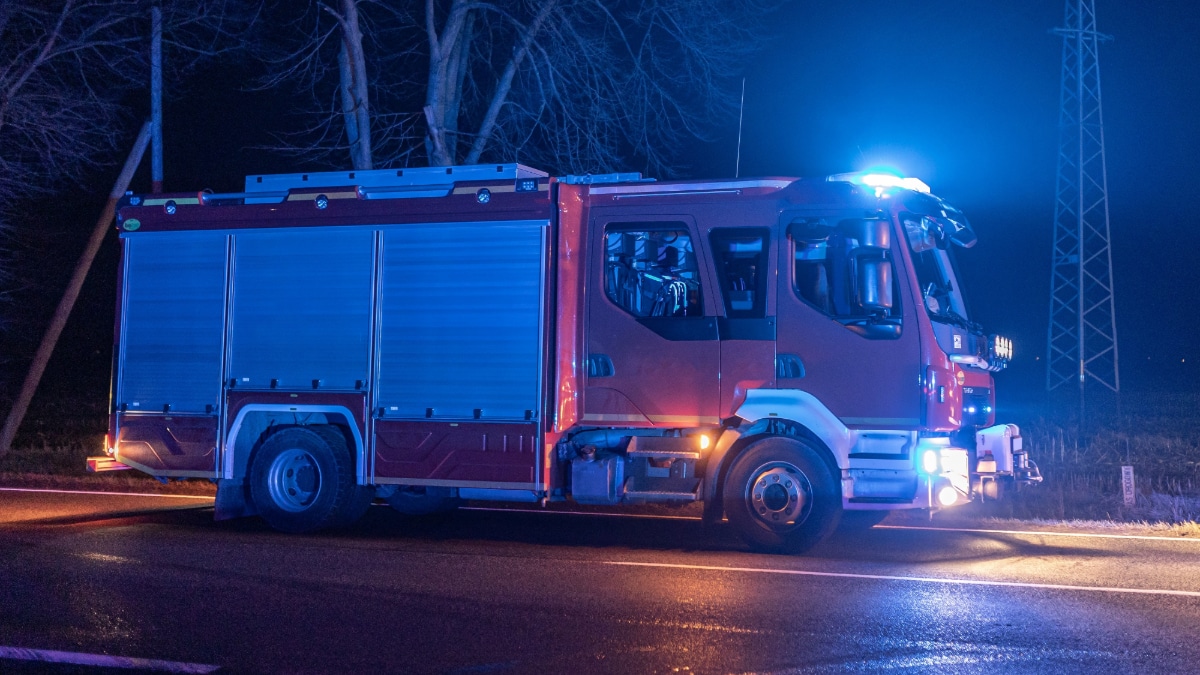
left=735, top=78, right=746, bottom=178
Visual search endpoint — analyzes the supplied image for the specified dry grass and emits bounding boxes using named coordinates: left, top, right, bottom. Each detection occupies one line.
left=973, top=517, right=1200, bottom=538
left=999, top=391, right=1200, bottom=528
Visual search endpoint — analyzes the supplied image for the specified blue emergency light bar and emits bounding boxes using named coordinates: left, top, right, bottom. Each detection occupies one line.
left=828, top=171, right=931, bottom=195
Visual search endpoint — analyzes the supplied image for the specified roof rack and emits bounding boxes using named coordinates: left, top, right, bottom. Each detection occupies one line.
left=238, top=163, right=548, bottom=204
left=560, top=172, right=653, bottom=185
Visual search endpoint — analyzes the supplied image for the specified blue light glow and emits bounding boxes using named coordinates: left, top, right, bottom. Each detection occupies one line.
left=827, top=170, right=931, bottom=195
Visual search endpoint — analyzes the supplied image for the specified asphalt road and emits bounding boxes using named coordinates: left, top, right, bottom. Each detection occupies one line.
left=2, top=487, right=1199, bottom=674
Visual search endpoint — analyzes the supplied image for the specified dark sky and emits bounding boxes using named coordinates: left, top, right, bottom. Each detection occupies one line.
left=694, top=0, right=1200, bottom=394
left=7, top=0, right=1199, bottom=410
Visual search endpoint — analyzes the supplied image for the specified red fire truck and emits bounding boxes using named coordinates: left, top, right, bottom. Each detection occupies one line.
left=89, top=163, right=1038, bottom=553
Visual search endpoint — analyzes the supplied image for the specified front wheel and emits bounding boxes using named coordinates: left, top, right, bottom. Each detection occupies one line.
left=249, top=426, right=371, bottom=533
left=722, top=436, right=840, bottom=554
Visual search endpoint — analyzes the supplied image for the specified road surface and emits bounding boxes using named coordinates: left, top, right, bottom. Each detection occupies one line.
left=1, top=487, right=1198, bottom=673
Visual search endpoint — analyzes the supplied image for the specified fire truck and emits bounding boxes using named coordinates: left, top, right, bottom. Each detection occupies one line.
left=89, top=163, right=1039, bottom=553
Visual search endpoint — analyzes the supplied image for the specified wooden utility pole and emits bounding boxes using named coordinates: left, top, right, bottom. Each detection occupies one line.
left=0, top=122, right=152, bottom=458
left=151, top=2, right=164, bottom=193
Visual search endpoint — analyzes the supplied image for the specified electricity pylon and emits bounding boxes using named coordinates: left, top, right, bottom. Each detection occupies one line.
left=1046, top=0, right=1119, bottom=396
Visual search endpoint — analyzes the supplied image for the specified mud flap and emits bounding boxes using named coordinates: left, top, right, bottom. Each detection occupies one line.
left=214, top=478, right=258, bottom=520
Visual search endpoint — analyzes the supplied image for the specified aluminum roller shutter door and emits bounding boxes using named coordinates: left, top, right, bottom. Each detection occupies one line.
left=118, top=232, right=227, bottom=413
left=376, top=221, right=546, bottom=420
left=229, top=228, right=374, bottom=390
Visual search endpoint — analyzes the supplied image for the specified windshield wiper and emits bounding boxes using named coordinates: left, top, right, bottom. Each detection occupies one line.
left=930, top=308, right=981, bottom=333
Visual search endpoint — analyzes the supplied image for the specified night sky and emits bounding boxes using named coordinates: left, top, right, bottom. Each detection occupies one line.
left=5, top=0, right=1199, bottom=414
left=718, top=0, right=1200, bottom=395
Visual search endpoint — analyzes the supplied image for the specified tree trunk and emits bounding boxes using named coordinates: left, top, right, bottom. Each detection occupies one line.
left=424, top=0, right=471, bottom=166
left=338, top=0, right=372, bottom=170
left=151, top=2, right=163, bottom=193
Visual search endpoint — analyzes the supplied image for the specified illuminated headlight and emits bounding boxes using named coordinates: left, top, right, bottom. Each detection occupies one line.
left=937, top=485, right=961, bottom=507
left=921, top=449, right=940, bottom=474
left=991, top=335, right=1013, bottom=360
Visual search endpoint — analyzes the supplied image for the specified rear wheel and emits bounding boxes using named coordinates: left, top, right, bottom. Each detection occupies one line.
left=722, top=436, right=840, bottom=554
left=250, top=426, right=370, bottom=533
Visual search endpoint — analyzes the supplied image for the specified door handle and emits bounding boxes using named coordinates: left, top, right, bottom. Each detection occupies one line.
left=776, top=353, right=806, bottom=379
left=587, top=354, right=615, bottom=378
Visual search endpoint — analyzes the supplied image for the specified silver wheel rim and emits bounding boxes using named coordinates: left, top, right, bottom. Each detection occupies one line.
left=267, top=448, right=323, bottom=513
left=745, top=461, right=813, bottom=530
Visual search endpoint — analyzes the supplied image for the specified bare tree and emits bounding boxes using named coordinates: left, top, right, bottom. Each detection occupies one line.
left=0, top=2, right=139, bottom=216
left=0, top=0, right=255, bottom=447
left=0, top=1, right=252, bottom=194
left=0, top=0, right=254, bottom=331
left=0, top=0, right=255, bottom=233
left=258, top=0, right=780, bottom=175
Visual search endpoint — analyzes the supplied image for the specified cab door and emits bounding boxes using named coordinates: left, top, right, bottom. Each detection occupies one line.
left=583, top=218, right=720, bottom=427
left=708, top=227, right=777, bottom=417
left=776, top=212, right=922, bottom=427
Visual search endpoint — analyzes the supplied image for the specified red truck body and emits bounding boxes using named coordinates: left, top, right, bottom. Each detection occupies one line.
left=93, top=164, right=1037, bottom=552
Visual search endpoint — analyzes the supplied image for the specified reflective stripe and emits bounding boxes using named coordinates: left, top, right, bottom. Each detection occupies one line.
left=579, top=414, right=720, bottom=426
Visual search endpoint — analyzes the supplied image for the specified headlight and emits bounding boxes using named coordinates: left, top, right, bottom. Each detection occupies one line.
left=937, top=485, right=960, bottom=507
left=921, top=449, right=940, bottom=474
left=988, top=334, right=1013, bottom=370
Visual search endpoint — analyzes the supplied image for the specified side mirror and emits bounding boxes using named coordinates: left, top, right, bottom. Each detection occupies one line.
left=840, top=218, right=890, bottom=250
left=942, top=213, right=977, bottom=248
left=855, top=255, right=893, bottom=313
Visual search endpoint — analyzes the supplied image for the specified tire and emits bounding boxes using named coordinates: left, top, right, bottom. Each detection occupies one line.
left=837, top=510, right=890, bottom=531
left=722, top=436, right=840, bottom=554
left=310, top=426, right=373, bottom=528
left=249, top=426, right=370, bottom=533
left=385, top=486, right=462, bottom=516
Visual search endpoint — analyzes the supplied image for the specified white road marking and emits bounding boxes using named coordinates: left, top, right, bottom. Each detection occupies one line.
left=0, top=487, right=214, bottom=501
left=879, top=524, right=1200, bottom=543
left=605, top=560, right=1200, bottom=598
left=0, top=645, right=219, bottom=673
left=77, top=552, right=136, bottom=564
left=468, top=506, right=1200, bottom=543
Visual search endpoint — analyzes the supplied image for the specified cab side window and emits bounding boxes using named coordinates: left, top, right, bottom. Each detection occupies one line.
left=710, top=228, right=768, bottom=318
left=604, top=228, right=701, bottom=317
left=789, top=216, right=902, bottom=339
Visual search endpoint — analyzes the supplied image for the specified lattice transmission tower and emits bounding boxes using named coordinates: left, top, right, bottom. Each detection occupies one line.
left=1046, top=0, right=1119, bottom=394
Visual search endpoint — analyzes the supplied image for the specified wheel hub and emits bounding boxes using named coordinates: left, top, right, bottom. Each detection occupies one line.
left=267, top=448, right=323, bottom=513
left=748, top=463, right=812, bottom=528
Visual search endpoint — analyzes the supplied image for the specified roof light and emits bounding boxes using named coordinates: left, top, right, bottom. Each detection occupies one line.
left=828, top=171, right=931, bottom=195
left=860, top=173, right=930, bottom=193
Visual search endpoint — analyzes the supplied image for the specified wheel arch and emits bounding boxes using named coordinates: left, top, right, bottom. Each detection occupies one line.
left=224, top=405, right=366, bottom=483
left=702, top=417, right=843, bottom=524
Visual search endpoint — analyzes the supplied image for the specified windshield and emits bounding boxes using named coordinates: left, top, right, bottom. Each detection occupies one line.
left=902, top=213, right=973, bottom=330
